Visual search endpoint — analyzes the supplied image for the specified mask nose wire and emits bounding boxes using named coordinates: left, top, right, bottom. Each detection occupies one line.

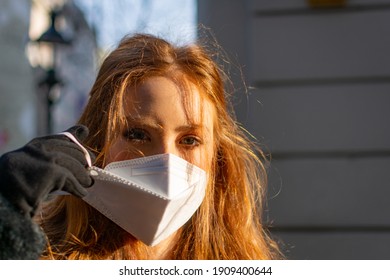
left=58, top=132, right=92, bottom=168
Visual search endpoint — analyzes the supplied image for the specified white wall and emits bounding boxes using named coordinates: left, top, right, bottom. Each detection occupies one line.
left=0, top=0, right=36, bottom=154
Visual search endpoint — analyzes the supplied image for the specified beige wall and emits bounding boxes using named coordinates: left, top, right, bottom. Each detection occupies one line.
left=198, top=0, right=390, bottom=259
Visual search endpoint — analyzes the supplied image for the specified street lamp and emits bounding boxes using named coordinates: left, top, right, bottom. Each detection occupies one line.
left=37, top=10, right=71, bottom=45
left=34, top=9, right=71, bottom=134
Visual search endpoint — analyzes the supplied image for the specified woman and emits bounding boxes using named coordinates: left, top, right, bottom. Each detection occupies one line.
left=0, top=33, right=280, bottom=259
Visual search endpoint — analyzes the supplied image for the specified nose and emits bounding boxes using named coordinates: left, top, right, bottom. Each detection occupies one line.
left=153, top=139, right=180, bottom=157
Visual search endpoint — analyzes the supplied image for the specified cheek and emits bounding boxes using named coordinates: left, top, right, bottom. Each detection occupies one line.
left=196, top=155, right=213, bottom=173
left=105, top=138, right=138, bottom=164
left=195, top=138, right=215, bottom=172
left=105, top=140, right=124, bottom=164
left=194, top=124, right=216, bottom=172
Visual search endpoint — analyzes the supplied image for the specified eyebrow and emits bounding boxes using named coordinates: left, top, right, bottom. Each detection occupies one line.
left=125, top=116, right=162, bottom=129
left=125, top=116, right=209, bottom=133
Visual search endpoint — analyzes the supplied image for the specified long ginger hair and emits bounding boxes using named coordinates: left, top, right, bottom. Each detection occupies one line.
left=39, top=33, right=280, bottom=259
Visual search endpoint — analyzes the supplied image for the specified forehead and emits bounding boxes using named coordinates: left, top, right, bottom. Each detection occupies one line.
left=124, top=76, right=214, bottom=127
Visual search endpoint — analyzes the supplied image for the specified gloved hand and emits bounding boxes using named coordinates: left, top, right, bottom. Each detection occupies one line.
left=0, top=125, right=95, bottom=218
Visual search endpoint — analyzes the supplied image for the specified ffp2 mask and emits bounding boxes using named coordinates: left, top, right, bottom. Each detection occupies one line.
left=59, top=132, right=207, bottom=246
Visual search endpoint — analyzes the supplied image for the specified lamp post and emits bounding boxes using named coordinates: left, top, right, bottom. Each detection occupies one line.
left=38, top=68, right=63, bottom=134
left=34, top=9, right=71, bottom=134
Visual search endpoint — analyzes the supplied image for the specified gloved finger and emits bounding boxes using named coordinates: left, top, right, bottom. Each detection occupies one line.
left=64, top=180, right=89, bottom=197
left=51, top=167, right=89, bottom=197
left=54, top=155, right=94, bottom=189
left=61, top=125, right=96, bottom=165
left=64, top=125, right=90, bottom=142
left=31, top=135, right=95, bottom=168
left=54, top=140, right=92, bottom=167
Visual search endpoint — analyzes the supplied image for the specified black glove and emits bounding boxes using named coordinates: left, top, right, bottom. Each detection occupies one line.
left=0, top=125, right=95, bottom=218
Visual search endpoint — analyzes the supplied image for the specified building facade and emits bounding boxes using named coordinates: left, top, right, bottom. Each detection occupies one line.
left=198, top=0, right=390, bottom=259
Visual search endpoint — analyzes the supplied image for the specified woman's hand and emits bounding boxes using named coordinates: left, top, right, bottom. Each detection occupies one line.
left=0, top=125, right=95, bottom=217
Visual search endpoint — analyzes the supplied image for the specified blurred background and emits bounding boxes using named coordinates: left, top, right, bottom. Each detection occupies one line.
left=1, top=0, right=389, bottom=259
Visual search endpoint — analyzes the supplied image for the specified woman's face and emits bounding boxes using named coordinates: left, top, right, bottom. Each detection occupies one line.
left=106, top=76, right=215, bottom=171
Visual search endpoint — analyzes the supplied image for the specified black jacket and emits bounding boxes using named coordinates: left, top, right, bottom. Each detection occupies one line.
left=0, top=190, right=46, bottom=259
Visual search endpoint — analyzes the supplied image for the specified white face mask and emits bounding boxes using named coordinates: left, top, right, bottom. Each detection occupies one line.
left=59, top=132, right=207, bottom=246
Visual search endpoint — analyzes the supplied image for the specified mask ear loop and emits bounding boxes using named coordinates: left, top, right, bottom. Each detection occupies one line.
left=58, top=132, right=93, bottom=168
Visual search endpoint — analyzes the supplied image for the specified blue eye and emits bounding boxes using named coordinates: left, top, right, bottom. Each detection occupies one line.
left=124, top=128, right=150, bottom=142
